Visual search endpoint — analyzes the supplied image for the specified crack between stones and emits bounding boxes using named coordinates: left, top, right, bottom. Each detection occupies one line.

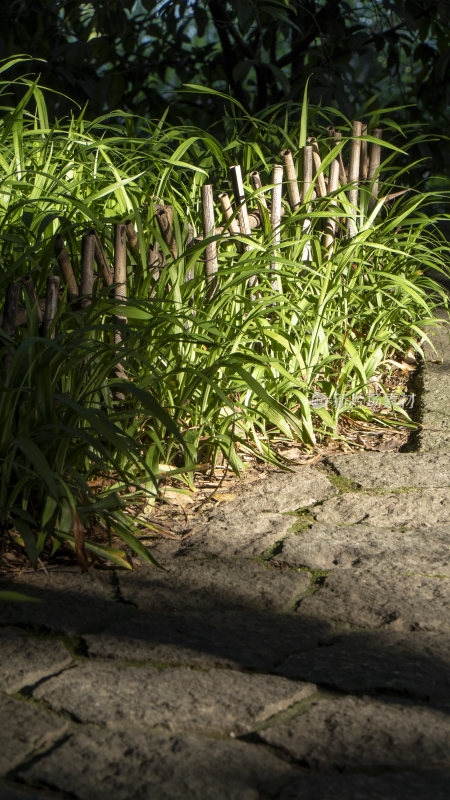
left=10, top=684, right=82, bottom=727
left=5, top=730, right=74, bottom=786
left=14, top=660, right=80, bottom=699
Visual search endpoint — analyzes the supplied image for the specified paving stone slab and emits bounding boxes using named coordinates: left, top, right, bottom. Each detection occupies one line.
left=84, top=607, right=333, bottom=670
left=272, top=523, right=450, bottom=572
left=20, top=727, right=299, bottom=800
left=422, top=368, right=450, bottom=413
left=327, top=451, right=450, bottom=488
left=419, top=411, right=450, bottom=452
left=176, top=468, right=335, bottom=558
left=275, top=630, right=450, bottom=703
left=297, top=569, right=450, bottom=631
left=314, top=488, right=449, bottom=527
left=0, top=629, right=72, bottom=694
left=259, top=695, right=450, bottom=771
left=35, top=661, right=317, bottom=735
left=275, top=770, right=450, bottom=800
left=420, top=314, right=450, bottom=451
left=422, top=311, right=450, bottom=363
left=0, top=570, right=119, bottom=634
left=117, top=556, right=311, bottom=615
left=0, top=696, right=68, bottom=776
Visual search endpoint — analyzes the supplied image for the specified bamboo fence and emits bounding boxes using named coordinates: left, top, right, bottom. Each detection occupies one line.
left=2, top=122, right=394, bottom=350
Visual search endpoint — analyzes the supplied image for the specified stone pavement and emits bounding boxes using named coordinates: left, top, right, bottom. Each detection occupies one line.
left=0, top=313, right=449, bottom=800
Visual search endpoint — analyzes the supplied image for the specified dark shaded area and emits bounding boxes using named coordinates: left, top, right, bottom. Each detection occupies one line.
left=1, top=563, right=450, bottom=796
left=1, top=569, right=449, bottom=705
left=1, top=2, right=449, bottom=171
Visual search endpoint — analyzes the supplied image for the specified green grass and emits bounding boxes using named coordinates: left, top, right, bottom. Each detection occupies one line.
left=0, top=57, right=449, bottom=569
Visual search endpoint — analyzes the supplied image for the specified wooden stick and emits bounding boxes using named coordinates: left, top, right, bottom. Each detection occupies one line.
left=347, top=120, right=363, bottom=236
left=229, top=165, right=252, bottom=249
left=1, top=282, right=19, bottom=337
left=114, top=223, right=127, bottom=346
left=301, top=145, right=314, bottom=202
left=186, top=223, right=195, bottom=247
left=307, top=138, right=327, bottom=198
left=54, top=234, right=78, bottom=303
left=201, top=184, right=218, bottom=298
left=156, top=206, right=177, bottom=259
left=79, top=230, right=96, bottom=307
left=218, top=192, right=240, bottom=235
left=271, top=165, right=283, bottom=232
left=92, top=232, right=113, bottom=287
left=41, top=276, right=60, bottom=338
left=249, top=170, right=269, bottom=289
left=147, top=242, right=164, bottom=296
left=217, top=194, right=263, bottom=236
left=184, top=225, right=196, bottom=283
left=249, top=171, right=268, bottom=216
left=22, top=275, right=42, bottom=324
left=323, top=159, right=340, bottom=251
left=270, top=164, right=283, bottom=288
left=328, top=127, right=348, bottom=185
left=368, top=127, right=383, bottom=212
left=281, top=150, right=300, bottom=211
left=125, top=220, right=139, bottom=250
left=360, top=123, right=369, bottom=180
left=301, top=146, right=314, bottom=260
left=148, top=241, right=164, bottom=275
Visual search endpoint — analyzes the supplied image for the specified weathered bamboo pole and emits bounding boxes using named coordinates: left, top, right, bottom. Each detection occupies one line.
left=148, top=241, right=164, bottom=274
left=270, top=164, right=283, bottom=287
left=217, top=217, right=263, bottom=235
left=328, top=126, right=348, bottom=185
left=217, top=193, right=263, bottom=237
left=201, top=184, right=218, bottom=299
left=184, top=225, right=196, bottom=283
left=54, top=234, right=78, bottom=303
left=360, top=123, right=369, bottom=180
left=22, top=275, right=42, bottom=324
left=146, top=242, right=164, bottom=296
left=347, top=120, right=363, bottom=236
left=323, top=159, right=340, bottom=251
left=368, top=127, right=383, bottom=212
left=249, top=170, right=269, bottom=291
left=186, top=223, right=195, bottom=247
left=114, top=223, right=127, bottom=347
left=301, top=145, right=314, bottom=203
left=93, top=232, right=113, bottom=287
left=229, top=165, right=252, bottom=250
left=181, top=224, right=196, bottom=283
left=125, top=220, right=139, bottom=250
left=280, top=150, right=301, bottom=211
left=218, top=192, right=240, bottom=235
left=41, top=276, right=60, bottom=338
left=249, top=170, right=269, bottom=217
left=301, top=145, right=314, bottom=261
left=79, top=230, right=96, bottom=307
left=307, top=137, right=327, bottom=198
left=156, top=206, right=177, bottom=259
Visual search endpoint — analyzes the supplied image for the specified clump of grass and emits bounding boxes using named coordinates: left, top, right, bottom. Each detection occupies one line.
left=0, top=58, right=449, bottom=569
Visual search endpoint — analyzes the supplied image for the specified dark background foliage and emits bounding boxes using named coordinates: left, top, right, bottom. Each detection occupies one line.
left=1, top=0, right=450, bottom=174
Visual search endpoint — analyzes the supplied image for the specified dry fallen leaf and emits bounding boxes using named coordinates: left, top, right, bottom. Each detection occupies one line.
left=278, top=447, right=304, bottom=460
left=211, top=492, right=236, bottom=502
left=162, top=488, right=196, bottom=508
